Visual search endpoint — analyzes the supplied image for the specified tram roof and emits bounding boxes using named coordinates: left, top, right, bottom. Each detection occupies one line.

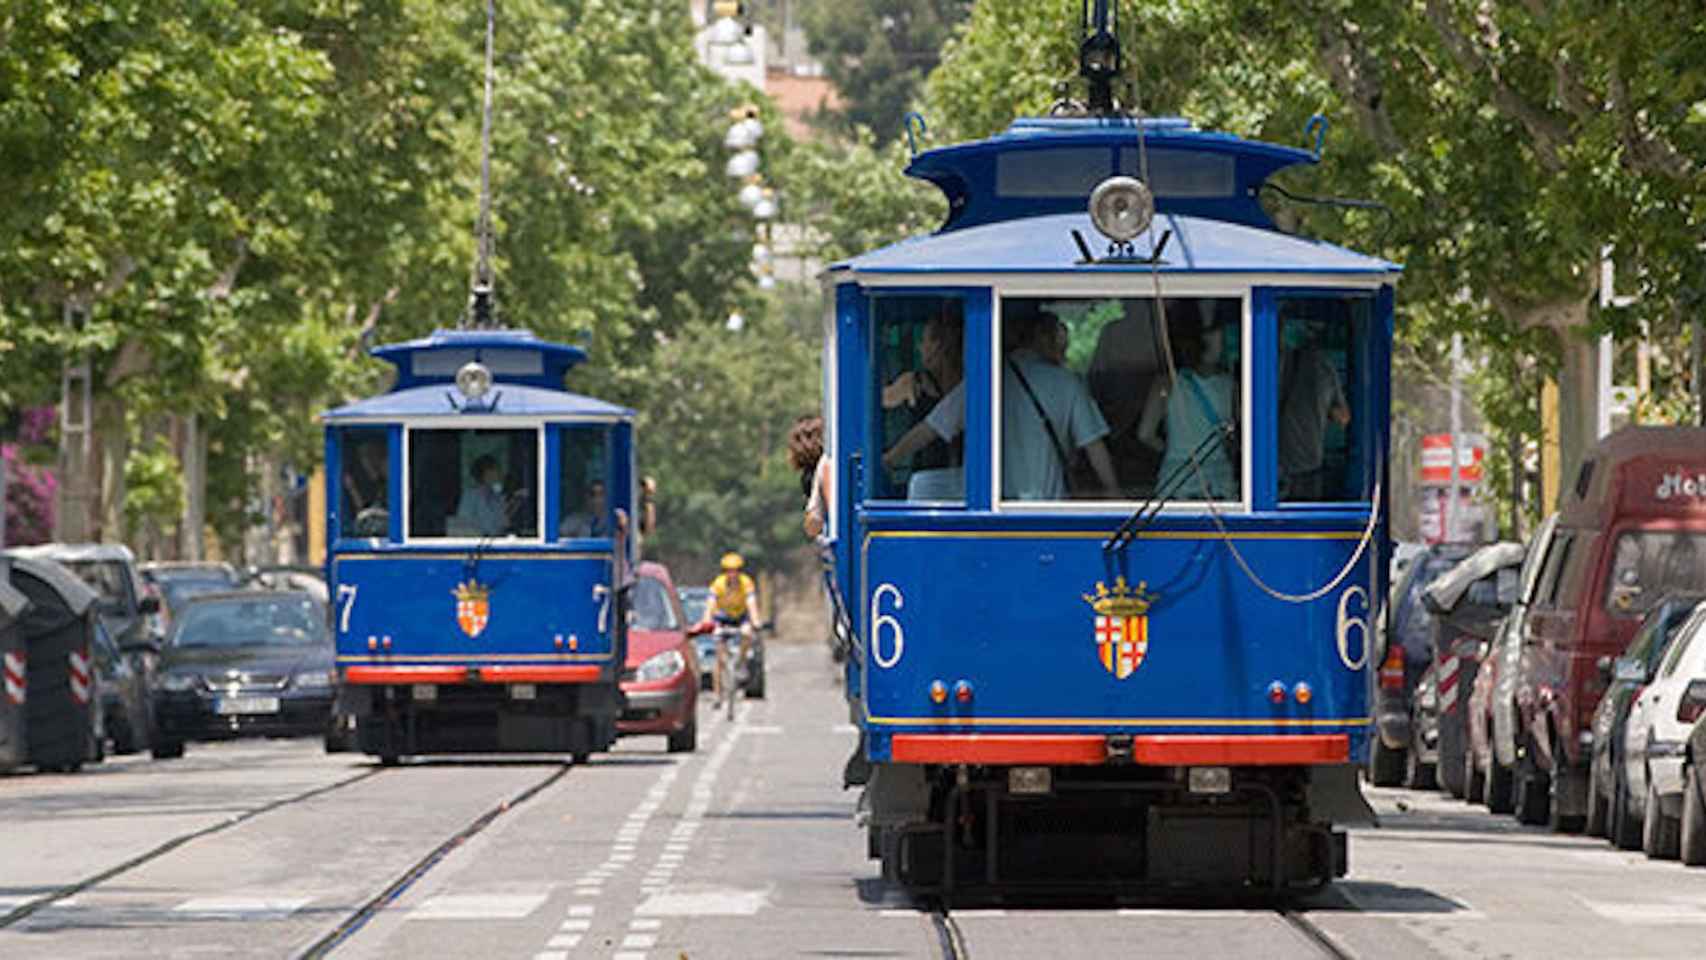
left=832, top=211, right=1399, bottom=278
left=906, top=116, right=1321, bottom=232
left=323, top=383, right=631, bottom=421
left=370, top=328, right=588, bottom=391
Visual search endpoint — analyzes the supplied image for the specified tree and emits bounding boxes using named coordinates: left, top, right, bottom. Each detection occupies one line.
left=798, top=0, right=970, bottom=144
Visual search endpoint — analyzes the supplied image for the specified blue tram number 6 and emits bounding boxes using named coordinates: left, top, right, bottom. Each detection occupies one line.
left=1335, top=586, right=1369, bottom=671
left=870, top=583, right=905, bottom=669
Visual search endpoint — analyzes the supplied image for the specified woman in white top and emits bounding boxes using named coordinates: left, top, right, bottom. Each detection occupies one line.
left=1137, top=301, right=1237, bottom=499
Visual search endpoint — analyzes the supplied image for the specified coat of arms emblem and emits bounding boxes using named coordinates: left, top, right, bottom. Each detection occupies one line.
left=1083, top=576, right=1154, bottom=679
left=454, top=580, right=491, bottom=638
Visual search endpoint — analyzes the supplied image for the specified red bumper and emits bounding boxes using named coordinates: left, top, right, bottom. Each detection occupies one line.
left=343, top=664, right=604, bottom=685
left=889, top=733, right=1350, bottom=766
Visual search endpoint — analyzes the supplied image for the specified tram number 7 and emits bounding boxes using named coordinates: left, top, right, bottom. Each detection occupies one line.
left=870, top=584, right=905, bottom=669
left=592, top=584, right=611, bottom=635
left=336, top=584, right=358, bottom=634
left=1335, top=585, right=1369, bottom=672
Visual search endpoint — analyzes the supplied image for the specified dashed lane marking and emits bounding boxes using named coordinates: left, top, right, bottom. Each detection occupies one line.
left=172, top=896, right=312, bottom=918
left=1581, top=899, right=1706, bottom=924
left=405, top=894, right=547, bottom=920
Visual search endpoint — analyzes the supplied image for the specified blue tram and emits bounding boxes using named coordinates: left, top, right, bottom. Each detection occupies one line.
left=827, top=89, right=1394, bottom=891
left=323, top=329, right=638, bottom=762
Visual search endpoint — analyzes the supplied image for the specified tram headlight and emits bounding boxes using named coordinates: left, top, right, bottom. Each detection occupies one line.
left=455, top=361, right=492, bottom=401
left=634, top=649, right=686, bottom=683
left=1088, top=175, right=1154, bottom=243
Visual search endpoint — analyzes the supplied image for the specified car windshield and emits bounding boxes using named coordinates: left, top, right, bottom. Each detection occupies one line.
left=174, top=597, right=327, bottom=648
left=61, top=560, right=131, bottom=609
left=1394, top=553, right=1463, bottom=651
left=678, top=590, right=710, bottom=625
left=161, top=579, right=237, bottom=614
left=632, top=577, right=679, bottom=631
left=1605, top=531, right=1706, bottom=617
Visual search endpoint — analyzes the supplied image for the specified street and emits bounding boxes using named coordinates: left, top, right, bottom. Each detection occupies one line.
left=4, top=642, right=1706, bottom=960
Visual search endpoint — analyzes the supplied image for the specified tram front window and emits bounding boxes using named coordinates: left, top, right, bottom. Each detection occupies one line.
left=338, top=428, right=390, bottom=539
left=873, top=295, right=967, bottom=503
left=1002, top=295, right=1243, bottom=502
left=558, top=425, right=613, bottom=539
left=407, top=428, right=540, bottom=539
left=1276, top=296, right=1372, bottom=503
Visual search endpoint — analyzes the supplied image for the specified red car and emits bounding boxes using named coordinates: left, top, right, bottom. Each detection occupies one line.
left=618, top=562, right=699, bottom=752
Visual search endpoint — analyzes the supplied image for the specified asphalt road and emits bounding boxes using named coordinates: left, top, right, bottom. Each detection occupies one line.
left=4, top=642, right=1706, bottom=959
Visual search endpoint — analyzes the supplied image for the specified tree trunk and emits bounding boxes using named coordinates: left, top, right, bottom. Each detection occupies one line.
left=1554, top=318, right=1599, bottom=505
left=94, top=393, right=128, bottom=544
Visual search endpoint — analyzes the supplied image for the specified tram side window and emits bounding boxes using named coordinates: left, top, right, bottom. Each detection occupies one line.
left=407, top=428, right=540, bottom=539
left=338, top=428, right=390, bottom=539
left=1002, top=295, right=1243, bottom=501
left=873, top=296, right=966, bottom=503
left=1276, top=296, right=1372, bottom=502
left=558, top=425, right=613, bottom=539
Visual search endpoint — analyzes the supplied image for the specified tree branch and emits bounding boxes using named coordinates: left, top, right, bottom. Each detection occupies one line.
left=1421, top=0, right=1570, bottom=173
left=1313, top=16, right=1403, bottom=157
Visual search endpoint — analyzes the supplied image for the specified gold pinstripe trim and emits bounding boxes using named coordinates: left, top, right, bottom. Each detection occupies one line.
left=337, top=653, right=612, bottom=663
left=333, top=551, right=611, bottom=561
left=865, top=715, right=1372, bottom=728
left=863, top=530, right=1363, bottom=543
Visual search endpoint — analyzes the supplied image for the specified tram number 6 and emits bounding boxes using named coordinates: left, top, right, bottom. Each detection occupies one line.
left=336, top=585, right=358, bottom=634
left=870, top=584, right=905, bottom=669
left=1335, top=586, right=1370, bottom=671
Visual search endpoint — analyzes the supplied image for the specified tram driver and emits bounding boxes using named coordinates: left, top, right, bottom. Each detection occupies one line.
left=451, top=454, right=511, bottom=537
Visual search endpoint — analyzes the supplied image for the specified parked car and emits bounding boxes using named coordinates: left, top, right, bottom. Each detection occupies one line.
left=1420, top=542, right=1524, bottom=798
left=1406, top=661, right=1440, bottom=789
left=1369, top=543, right=1475, bottom=785
left=1584, top=593, right=1704, bottom=844
left=1681, top=713, right=1706, bottom=865
left=244, top=565, right=329, bottom=604
left=140, top=561, right=242, bottom=619
left=620, top=563, right=698, bottom=752
left=1476, top=513, right=1562, bottom=813
left=11, top=543, right=161, bottom=652
left=678, top=586, right=715, bottom=689
left=1509, top=428, right=1706, bottom=830
left=151, top=590, right=336, bottom=758
left=92, top=618, right=154, bottom=755
left=1617, top=604, right=1706, bottom=859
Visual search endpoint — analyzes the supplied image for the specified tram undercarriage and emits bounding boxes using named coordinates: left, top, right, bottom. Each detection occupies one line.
left=862, top=761, right=1370, bottom=896
left=344, top=683, right=621, bottom=761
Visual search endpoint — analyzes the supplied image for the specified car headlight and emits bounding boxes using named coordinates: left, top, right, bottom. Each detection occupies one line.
left=633, top=649, right=686, bottom=683
left=292, top=670, right=336, bottom=690
left=159, top=673, right=203, bottom=692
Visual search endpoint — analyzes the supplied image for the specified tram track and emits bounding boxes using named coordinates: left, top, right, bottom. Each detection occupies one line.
left=0, top=767, right=382, bottom=929
left=1279, top=908, right=1358, bottom=960
left=296, top=761, right=571, bottom=959
left=923, top=900, right=1356, bottom=960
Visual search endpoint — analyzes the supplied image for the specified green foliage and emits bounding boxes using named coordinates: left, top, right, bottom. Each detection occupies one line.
left=775, top=129, right=943, bottom=264
left=797, top=0, right=970, bottom=144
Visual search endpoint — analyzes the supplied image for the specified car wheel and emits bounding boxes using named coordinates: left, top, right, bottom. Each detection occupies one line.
left=1464, top=746, right=1485, bottom=804
left=107, top=713, right=137, bottom=755
left=1486, top=756, right=1515, bottom=813
left=667, top=718, right=698, bottom=754
left=1368, top=739, right=1406, bottom=787
left=1585, top=755, right=1611, bottom=838
left=1404, top=733, right=1436, bottom=790
left=1643, top=777, right=1681, bottom=860
left=1438, top=716, right=1467, bottom=799
left=1611, top=765, right=1643, bottom=851
left=151, top=738, right=185, bottom=760
left=1513, top=742, right=1551, bottom=825
left=745, top=663, right=766, bottom=700
left=1681, top=765, right=1706, bottom=867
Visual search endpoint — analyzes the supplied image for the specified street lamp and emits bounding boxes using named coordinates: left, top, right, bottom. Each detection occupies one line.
left=725, top=150, right=760, bottom=179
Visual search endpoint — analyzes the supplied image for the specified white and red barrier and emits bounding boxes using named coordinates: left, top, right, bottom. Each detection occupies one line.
left=1436, top=655, right=1461, bottom=715
left=3, top=651, right=24, bottom=706
left=67, top=649, right=92, bottom=705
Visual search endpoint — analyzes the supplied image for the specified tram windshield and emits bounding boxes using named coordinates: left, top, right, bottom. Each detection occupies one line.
left=558, top=424, right=614, bottom=540
left=1276, top=295, right=1374, bottom=503
left=407, top=428, right=541, bottom=539
left=338, top=428, right=390, bottom=539
left=872, top=295, right=968, bottom=504
left=1003, top=295, right=1243, bottom=502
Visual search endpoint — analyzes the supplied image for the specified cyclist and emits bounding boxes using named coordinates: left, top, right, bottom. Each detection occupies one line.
left=698, top=552, right=764, bottom=705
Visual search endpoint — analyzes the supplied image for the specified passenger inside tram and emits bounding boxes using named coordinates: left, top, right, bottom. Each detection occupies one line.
left=1136, top=299, right=1239, bottom=500
left=877, top=302, right=965, bottom=501
left=1278, top=312, right=1352, bottom=500
left=999, top=308, right=1118, bottom=500
left=1086, top=298, right=1163, bottom=494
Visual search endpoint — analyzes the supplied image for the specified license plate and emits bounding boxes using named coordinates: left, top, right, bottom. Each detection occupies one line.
left=215, top=696, right=280, bottom=716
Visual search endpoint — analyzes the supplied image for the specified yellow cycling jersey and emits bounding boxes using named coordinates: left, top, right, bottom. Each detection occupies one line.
left=709, top=572, right=756, bottom=619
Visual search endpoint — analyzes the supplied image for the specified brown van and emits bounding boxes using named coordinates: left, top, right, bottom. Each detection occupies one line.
left=1509, top=427, right=1706, bottom=829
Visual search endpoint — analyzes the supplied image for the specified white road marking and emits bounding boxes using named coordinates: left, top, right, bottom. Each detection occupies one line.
left=636, top=888, right=769, bottom=917
left=559, top=919, right=592, bottom=932
left=406, top=893, right=547, bottom=920
left=629, top=918, right=661, bottom=931
left=612, top=953, right=647, bottom=960
left=1582, top=900, right=1706, bottom=924
left=739, top=724, right=784, bottom=735
left=832, top=723, right=859, bottom=734
left=172, top=896, right=311, bottom=917
left=547, top=934, right=581, bottom=948
left=533, top=952, right=566, bottom=960
left=622, top=933, right=658, bottom=948
left=567, top=905, right=595, bottom=917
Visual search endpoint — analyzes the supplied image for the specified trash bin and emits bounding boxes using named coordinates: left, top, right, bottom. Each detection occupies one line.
left=4, top=554, right=99, bottom=773
left=0, top=557, right=30, bottom=772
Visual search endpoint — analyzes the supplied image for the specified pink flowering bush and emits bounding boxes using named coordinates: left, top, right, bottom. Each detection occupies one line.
left=3, top=443, right=57, bottom=546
